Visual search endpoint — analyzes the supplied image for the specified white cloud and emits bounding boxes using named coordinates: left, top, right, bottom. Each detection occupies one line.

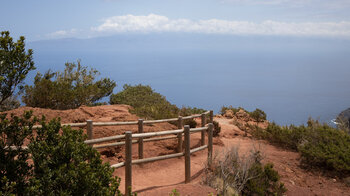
left=46, top=29, right=80, bottom=39
left=91, top=14, right=350, bottom=37
left=47, top=14, right=350, bottom=39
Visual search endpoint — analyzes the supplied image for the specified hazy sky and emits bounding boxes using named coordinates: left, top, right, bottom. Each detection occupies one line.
left=2, top=0, right=350, bottom=41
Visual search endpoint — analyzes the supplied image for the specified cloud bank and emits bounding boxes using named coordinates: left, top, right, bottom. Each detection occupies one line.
left=48, top=14, right=350, bottom=39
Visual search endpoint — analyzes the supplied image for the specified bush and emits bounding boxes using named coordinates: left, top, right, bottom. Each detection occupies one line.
left=252, top=122, right=307, bottom=150
left=0, top=112, right=121, bottom=195
left=110, top=84, right=179, bottom=120
left=23, top=60, right=116, bottom=110
left=298, top=123, right=350, bottom=174
left=0, top=111, right=34, bottom=194
left=242, top=163, right=286, bottom=196
left=184, top=119, right=197, bottom=128
left=250, top=108, right=267, bottom=122
left=220, top=106, right=245, bottom=116
left=204, top=146, right=286, bottom=196
left=178, top=106, right=206, bottom=117
left=252, top=119, right=350, bottom=175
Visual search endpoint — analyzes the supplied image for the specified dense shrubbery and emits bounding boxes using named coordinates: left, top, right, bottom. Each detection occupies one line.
left=23, top=60, right=116, bottom=110
left=252, top=119, right=350, bottom=175
left=204, top=146, right=286, bottom=196
left=0, top=112, right=121, bottom=195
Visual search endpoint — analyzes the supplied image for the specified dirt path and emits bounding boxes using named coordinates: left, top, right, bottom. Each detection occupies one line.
left=114, top=117, right=350, bottom=195
left=6, top=106, right=349, bottom=195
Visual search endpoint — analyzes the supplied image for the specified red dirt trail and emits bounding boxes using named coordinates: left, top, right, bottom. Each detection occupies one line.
left=4, top=105, right=350, bottom=195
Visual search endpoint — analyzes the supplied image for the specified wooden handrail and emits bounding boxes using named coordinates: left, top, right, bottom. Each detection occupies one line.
left=30, top=110, right=211, bottom=129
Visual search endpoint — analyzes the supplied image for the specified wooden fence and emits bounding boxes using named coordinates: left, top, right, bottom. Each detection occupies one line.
left=6, top=110, right=214, bottom=195
left=83, top=110, right=214, bottom=195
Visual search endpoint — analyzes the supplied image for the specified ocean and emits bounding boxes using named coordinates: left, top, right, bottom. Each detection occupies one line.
left=27, top=34, right=350, bottom=126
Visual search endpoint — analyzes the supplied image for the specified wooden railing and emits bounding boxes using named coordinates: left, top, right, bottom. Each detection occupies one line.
left=6, top=110, right=214, bottom=195
left=83, top=110, right=214, bottom=195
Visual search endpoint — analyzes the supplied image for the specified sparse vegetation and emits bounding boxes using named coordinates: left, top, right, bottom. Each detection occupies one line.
left=252, top=119, right=350, bottom=175
left=221, top=106, right=267, bottom=122
left=23, top=60, right=116, bottom=110
left=204, top=146, right=286, bottom=196
left=0, top=112, right=121, bottom=195
left=220, top=106, right=245, bottom=115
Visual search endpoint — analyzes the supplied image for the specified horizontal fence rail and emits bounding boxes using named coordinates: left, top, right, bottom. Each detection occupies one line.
left=5, top=110, right=214, bottom=196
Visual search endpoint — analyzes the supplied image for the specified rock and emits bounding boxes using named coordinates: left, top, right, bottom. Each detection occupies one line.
left=289, top=180, right=295, bottom=185
left=336, top=108, right=350, bottom=127
left=223, top=110, right=234, bottom=118
left=333, top=178, right=337, bottom=182
left=236, top=109, right=250, bottom=122
left=285, top=167, right=293, bottom=173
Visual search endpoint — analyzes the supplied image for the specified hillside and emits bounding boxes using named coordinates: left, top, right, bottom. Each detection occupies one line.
left=3, top=105, right=350, bottom=195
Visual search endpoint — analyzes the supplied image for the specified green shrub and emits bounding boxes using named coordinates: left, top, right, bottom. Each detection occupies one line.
left=252, top=119, right=350, bottom=175
left=242, top=163, right=286, bottom=196
left=0, top=112, right=121, bottom=195
left=0, top=111, right=34, bottom=194
left=204, top=146, right=286, bottom=196
left=250, top=108, right=267, bottom=122
left=169, top=189, right=180, bottom=196
left=110, top=84, right=209, bottom=125
left=179, top=106, right=206, bottom=116
left=184, top=119, right=197, bottom=128
left=23, top=60, right=116, bottom=110
left=220, top=106, right=245, bottom=115
left=252, top=122, right=307, bottom=150
left=298, top=124, right=350, bottom=173
left=110, top=84, right=178, bottom=120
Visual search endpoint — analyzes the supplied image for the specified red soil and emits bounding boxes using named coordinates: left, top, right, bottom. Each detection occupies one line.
left=4, top=105, right=350, bottom=195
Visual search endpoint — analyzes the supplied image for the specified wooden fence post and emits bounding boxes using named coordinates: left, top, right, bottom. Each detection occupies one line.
left=125, top=131, right=132, bottom=196
left=177, top=116, right=183, bottom=153
left=86, top=120, right=93, bottom=141
left=201, top=113, right=206, bottom=145
left=209, top=110, right=214, bottom=123
left=138, top=119, right=144, bottom=159
left=184, top=125, right=191, bottom=183
left=208, top=123, right=213, bottom=168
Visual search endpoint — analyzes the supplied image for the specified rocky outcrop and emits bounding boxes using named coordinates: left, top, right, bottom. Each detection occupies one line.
left=337, top=108, right=350, bottom=126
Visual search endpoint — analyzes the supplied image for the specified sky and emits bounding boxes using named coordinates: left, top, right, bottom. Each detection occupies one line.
left=2, top=0, right=350, bottom=41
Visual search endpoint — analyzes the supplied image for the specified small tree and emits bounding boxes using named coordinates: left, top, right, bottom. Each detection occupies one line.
left=23, top=60, right=116, bottom=109
left=250, top=108, right=267, bottom=123
left=0, top=31, right=35, bottom=109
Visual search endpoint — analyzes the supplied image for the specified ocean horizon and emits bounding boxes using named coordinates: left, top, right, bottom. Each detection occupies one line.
left=26, top=34, right=350, bottom=126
